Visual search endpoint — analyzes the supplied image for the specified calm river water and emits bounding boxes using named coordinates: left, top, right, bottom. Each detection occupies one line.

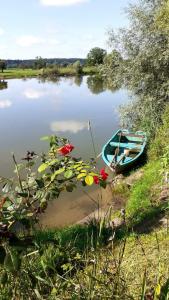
left=0, top=76, right=129, bottom=227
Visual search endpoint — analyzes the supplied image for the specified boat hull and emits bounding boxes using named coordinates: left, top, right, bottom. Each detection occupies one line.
left=102, top=129, right=147, bottom=173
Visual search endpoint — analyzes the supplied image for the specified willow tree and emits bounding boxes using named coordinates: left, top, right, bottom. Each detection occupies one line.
left=107, top=0, right=169, bottom=136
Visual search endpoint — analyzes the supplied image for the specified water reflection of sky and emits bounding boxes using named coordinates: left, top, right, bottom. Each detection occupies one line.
left=0, top=76, right=129, bottom=176
left=50, top=120, right=88, bottom=133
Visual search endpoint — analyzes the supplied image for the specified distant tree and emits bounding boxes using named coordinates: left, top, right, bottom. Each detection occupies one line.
left=34, top=56, right=46, bottom=69
left=18, top=63, right=30, bottom=70
left=0, top=60, right=6, bottom=72
left=73, top=60, right=83, bottom=74
left=100, top=50, right=123, bottom=90
left=86, top=47, right=107, bottom=66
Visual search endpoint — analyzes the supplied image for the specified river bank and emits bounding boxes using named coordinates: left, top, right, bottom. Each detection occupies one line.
left=0, top=66, right=98, bottom=79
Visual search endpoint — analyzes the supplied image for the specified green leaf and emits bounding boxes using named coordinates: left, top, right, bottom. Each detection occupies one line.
left=51, top=168, right=65, bottom=181
left=17, top=192, right=29, bottom=197
left=26, top=161, right=35, bottom=168
left=77, top=166, right=83, bottom=171
left=36, top=179, right=44, bottom=188
left=40, top=136, right=50, bottom=141
left=77, top=173, right=87, bottom=179
left=48, top=159, right=59, bottom=166
left=0, top=271, right=8, bottom=286
left=4, top=251, right=21, bottom=272
left=85, top=175, right=94, bottom=186
left=64, top=170, right=73, bottom=179
left=100, top=180, right=107, bottom=189
left=38, top=163, right=48, bottom=173
left=89, top=172, right=99, bottom=176
left=26, top=212, right=34, bottom=217
left=2, top=183, right=12, bottom=193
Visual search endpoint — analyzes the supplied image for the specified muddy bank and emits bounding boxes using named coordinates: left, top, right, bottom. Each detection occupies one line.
left=40, top=168, right=131, bottom=228
left=40, top=184, right=114, bottom=228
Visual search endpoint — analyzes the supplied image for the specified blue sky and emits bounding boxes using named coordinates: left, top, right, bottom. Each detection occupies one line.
left=0, top=0, right=134, bottom=59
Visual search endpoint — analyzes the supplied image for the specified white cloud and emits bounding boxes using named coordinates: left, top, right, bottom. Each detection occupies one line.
left=0, top=28, right=4, bottom=35
left=0, top=100, right=12, bottom=109
left=23, top=88, right=44, bottom=99
left=40, top=0, right=88, bottom=6
left=50, top=120, right=88, bottom=134
left=16, top=35, right=45, bottom=47
left=23, top=88, right=61, bottom=100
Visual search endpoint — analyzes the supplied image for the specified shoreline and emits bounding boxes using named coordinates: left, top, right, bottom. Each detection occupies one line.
left=0, top=66, right=97, bottom=80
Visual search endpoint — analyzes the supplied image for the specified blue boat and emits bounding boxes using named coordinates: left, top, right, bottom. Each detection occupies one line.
left=102, top=129, right=147, bottom=173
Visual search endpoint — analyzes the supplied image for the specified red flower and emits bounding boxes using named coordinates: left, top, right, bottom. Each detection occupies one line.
left=100, top=168, right=108, bottom=181
left=93, top=176, right=99, bottom=184
left=58, top=144, right=74, bottom=156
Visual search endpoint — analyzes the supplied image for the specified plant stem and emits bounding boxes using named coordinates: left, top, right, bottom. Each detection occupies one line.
left=12, top=153, right=24, bottom=192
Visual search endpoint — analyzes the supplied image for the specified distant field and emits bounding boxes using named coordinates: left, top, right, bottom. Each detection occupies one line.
left=0, top=68, right=41, bottom=79
left=0, top=66, right=98, bottom=79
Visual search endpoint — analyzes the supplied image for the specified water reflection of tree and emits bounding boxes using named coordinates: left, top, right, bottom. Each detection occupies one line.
left=0, top=80, right=8, bottom=90
left=38, top=77, right=61, bottom=85
left=87, top=75, right=121, bottom=94
left=74, top=76, right=83, bottom=87
left=87, top=75, right=106, bottom=94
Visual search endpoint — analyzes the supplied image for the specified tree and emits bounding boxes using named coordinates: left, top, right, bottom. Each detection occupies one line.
left=0, top=60, right=6, bottom=72
left=100, top=50, right=123, bottom=90
left=86, top=47, right=107, bottom=66
left=73, top=60, right=83, bottom=74
left=107, top=0, right=169, bottom=136
left=155, top=0, right=169, bottom=32
left=34, top=56, right=46, bottom=69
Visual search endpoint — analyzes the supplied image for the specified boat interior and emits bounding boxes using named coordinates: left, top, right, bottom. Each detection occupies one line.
left=106, top=132, right=145, bottom=165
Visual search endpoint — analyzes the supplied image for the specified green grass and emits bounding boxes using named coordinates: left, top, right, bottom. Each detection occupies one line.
left=126, top=161, right=163, bottom=225
left=35, top=223, right=112, bottom=252
left=0, top=68, right=41, bottom=79
left=0, top=66, right=98, bottom=79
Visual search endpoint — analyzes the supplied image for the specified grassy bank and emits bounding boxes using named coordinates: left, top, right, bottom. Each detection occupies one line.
left=1, top=223, right=169, bottom=299
left=0, top=68, right=40, bottom=79
left=0, top=66, right=98, bottom=79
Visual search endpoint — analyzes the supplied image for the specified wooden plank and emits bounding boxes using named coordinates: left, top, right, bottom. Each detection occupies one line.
left=118, top=133, right=145, bottom=138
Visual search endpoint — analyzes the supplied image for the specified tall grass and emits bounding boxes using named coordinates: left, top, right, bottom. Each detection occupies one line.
left=126, top=161, right=163, bottom=225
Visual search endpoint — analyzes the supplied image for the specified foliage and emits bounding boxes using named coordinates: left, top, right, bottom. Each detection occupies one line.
left=0, top=136, right=106, bottom=237
left=42, top=65, right=60, bottom=78
left=0, top=66, right=98, bottom=79
left=34, top=56, right=47, bottom=69
left=0, top=60, right=6, bottom=73
left=107, top=0, right=169, bottom=136
left=100, top=50, right=123, bottom=90
left=73, top=60, right=83, bottom=75
left=86, top=47, right=107, bottom=66
left=126, top=161, right=163, bottom=225
left=0, top=135, right=109, bottom=283
left=155, top=0, right=169, bottom=32
left=149, top=104, right=169, bottom=161
left=1, top=222, right=169, bottom=299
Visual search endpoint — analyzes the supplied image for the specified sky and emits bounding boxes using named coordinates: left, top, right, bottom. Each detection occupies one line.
left=0, top=0, right=134, bottom=59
